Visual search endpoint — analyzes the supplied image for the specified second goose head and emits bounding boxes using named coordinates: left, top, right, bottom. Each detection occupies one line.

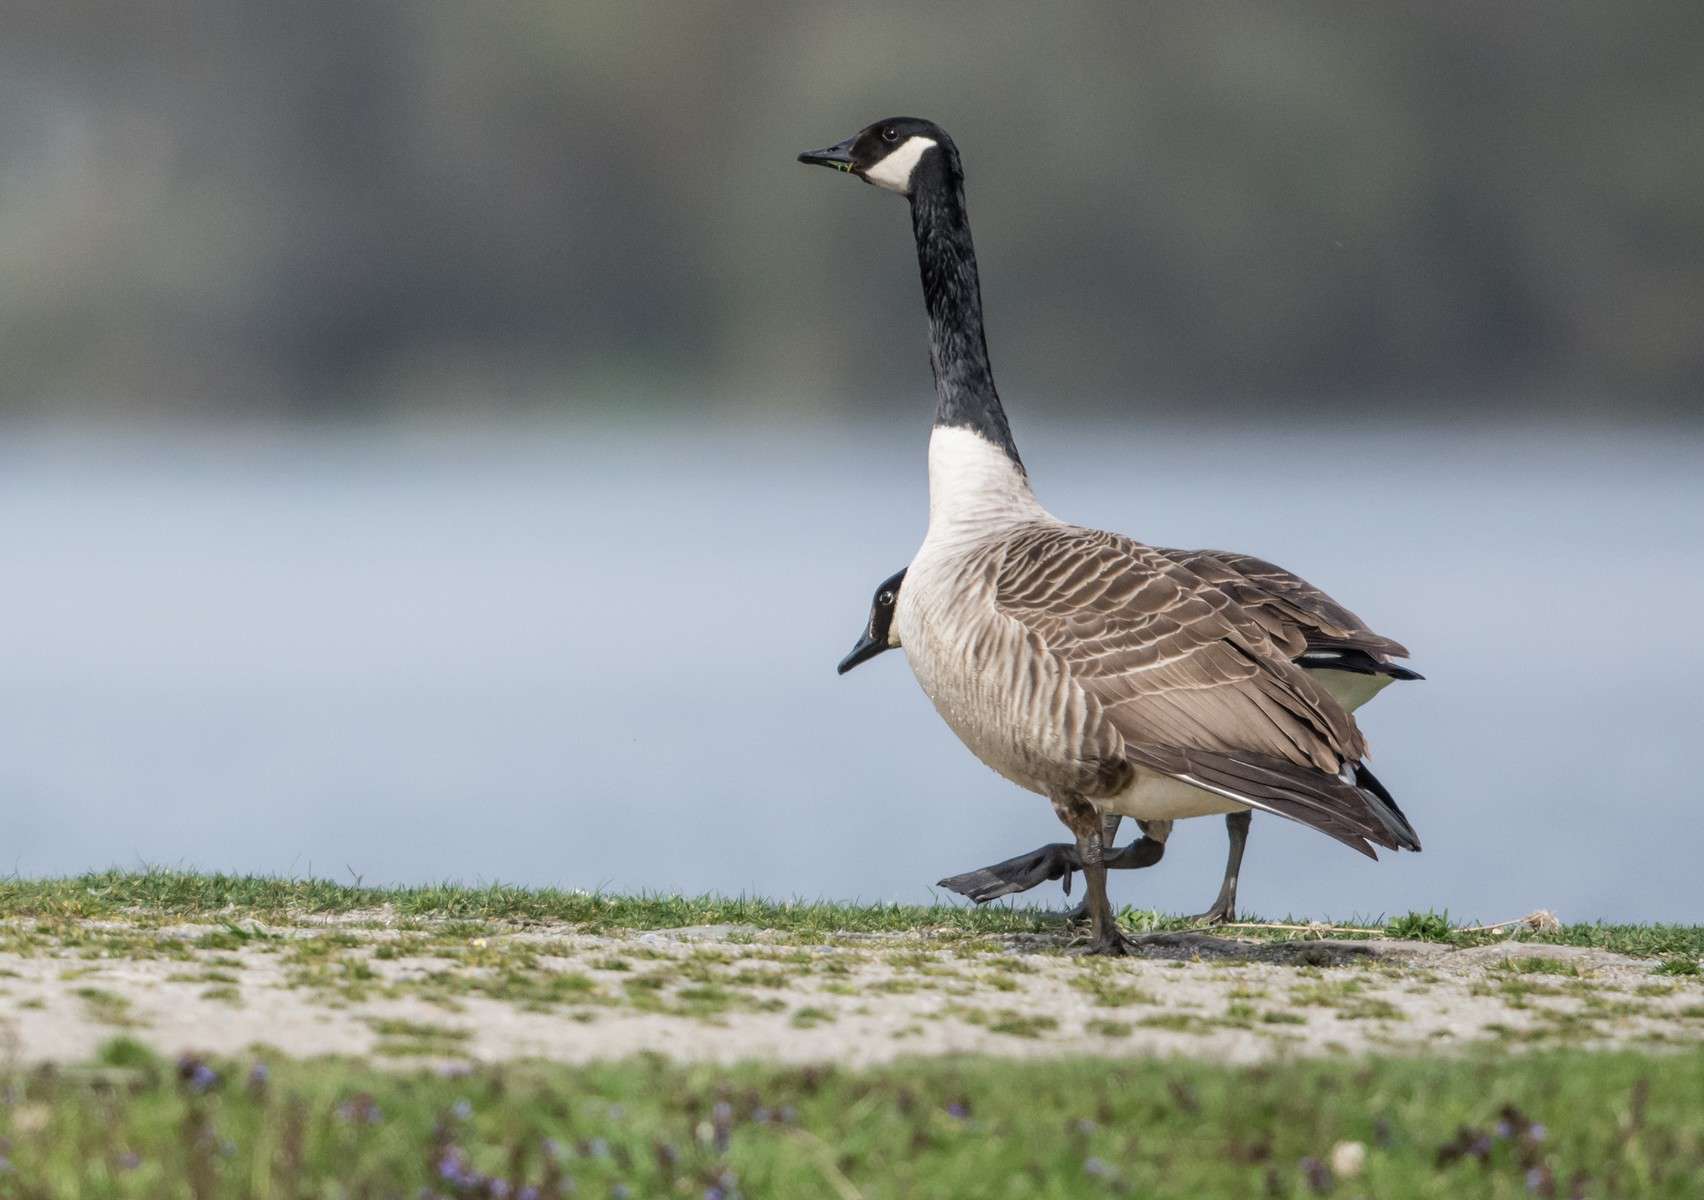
left=836, top=568, right=906, bottom=674
left=797, top=117, right=956, bottom=197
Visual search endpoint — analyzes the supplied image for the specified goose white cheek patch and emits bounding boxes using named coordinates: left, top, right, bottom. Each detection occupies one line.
left=864, top=136, right=937, bottom=194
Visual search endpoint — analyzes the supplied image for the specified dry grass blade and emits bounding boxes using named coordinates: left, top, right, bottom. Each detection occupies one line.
left=789, top=1128, right=865, bottom=1200
left=1460, top=910, right=1562, bottom=934
left=1216, top=921, right=1383, bottom=937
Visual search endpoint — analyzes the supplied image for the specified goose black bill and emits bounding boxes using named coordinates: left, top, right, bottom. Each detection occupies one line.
left=797, top=137, right=857, bottom=173
left=836, top=627, right=887, bottom=675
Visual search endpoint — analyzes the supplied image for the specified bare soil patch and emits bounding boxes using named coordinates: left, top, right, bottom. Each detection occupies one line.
left=3, top=917, right=1698, bottom=1066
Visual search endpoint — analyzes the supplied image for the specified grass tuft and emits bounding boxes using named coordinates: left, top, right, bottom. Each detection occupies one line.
left=1385, top=910, right=1454, bottom=941
left=0, top=1047, right=1695, bottom=1196
left=3, top=871, right=1700, bottom=960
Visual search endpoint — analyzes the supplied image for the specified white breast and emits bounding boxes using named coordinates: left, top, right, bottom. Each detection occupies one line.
left=895, top=436, right=1074, bottom=797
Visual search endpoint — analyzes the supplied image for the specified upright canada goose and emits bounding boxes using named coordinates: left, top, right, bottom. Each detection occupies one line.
left=837, top=558, right=1422, bottom=923
left=800, top=117, right=1421, bottom=954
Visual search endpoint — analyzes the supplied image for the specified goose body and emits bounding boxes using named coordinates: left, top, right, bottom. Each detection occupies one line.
left=839, top=549, right=1421, bottom=919
left=801, top=118, right=1421, bottom=952
left=899, top=463, right=1409, bottom=837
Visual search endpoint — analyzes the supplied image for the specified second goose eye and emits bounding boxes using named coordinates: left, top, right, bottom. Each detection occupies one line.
left=881, top=127, right=898, bottom=143
left=878, top=590, right=895, bottom=605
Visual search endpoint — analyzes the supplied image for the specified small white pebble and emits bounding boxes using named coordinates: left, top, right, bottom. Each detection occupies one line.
left=1330, top=1140, right=1367, bottom=1178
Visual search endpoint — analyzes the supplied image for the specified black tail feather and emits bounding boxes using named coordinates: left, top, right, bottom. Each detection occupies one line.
left=1124, top=744, right=1422, bottom=859
left=1296, top=647, right=1424, bottom=681
left=1351, top=761, right=1421, bottom=850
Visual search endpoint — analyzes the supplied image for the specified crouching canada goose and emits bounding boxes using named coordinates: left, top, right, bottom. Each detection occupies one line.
left=800, top=117, right=1421, bottom=955
left=838, top=559, right=1422, bottom=923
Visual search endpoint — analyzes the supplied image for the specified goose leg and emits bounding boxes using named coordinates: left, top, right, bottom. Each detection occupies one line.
left=1064, top=817, right=1167, bottom=924
left=938, top=814, right=1165, bottom=907
left=1192, top=811, right=1252, bottom=925
left=1099, top=813, right=1123, bottom=850
left=936, top=842, right=1077, bottom=903
left=1056, top=795, right=1135, bottom=956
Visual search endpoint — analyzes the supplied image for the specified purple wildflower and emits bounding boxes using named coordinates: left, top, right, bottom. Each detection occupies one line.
left=437, top=1148, right=482, bottom=1188
left=114, top=1152, right=141, bottom=1171
left=451, top=1098, right=473, bottom=1121
left=248, top=1063, right=270, bottom=1090
left=176, top=1055, right=219, bottom=1094
left=337, top=1094, right=384, bottom=1125
left=1298, top=1156, right=1334, bottom=1195
left=1438, top=1127, right=1496, bottom=1166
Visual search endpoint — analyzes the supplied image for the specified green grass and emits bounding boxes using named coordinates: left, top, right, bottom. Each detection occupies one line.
left=944, top=1005, right=1061, bottom=1038
left=3, top=1043, right=1700, bottom=1197
left=73, top=985, right=140, bottom=1027
left=1495, top=956, right=1585, bottom=977
left=1655, top=957, right=1703, bottom=976
left=4, top=871, right=1702, bottom=958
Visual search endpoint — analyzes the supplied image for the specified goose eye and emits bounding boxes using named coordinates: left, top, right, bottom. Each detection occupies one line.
left=881, top=127, right=898, bottom=143
left=878, top=590, right=895, bottom=605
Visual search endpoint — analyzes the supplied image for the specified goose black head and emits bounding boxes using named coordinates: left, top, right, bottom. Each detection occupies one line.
left=798, top=117, right=956, bottom=197
left=836, top=568, right=906, bottom=675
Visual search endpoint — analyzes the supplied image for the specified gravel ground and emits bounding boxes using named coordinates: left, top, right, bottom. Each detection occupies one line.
left=3, top=917, right=1699, bottom=1066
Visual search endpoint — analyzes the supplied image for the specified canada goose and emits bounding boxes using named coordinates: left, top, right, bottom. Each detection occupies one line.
left=800, top=118, right=1421, bottom=954
left=837, top=559, right=1422, bottom=923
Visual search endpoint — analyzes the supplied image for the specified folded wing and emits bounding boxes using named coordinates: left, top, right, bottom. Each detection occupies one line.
left=991, top=525, right=1418, bottom=853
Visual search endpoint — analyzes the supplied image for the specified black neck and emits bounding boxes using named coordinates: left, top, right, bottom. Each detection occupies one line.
left=908, top=153, right=1023, bottom=470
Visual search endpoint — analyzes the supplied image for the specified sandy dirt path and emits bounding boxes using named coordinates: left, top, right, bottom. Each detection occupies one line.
left=2, top=916, right=1697, bottom=1066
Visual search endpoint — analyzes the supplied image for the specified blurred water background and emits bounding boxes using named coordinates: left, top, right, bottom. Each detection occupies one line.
left=5, top=424, right=1700, bottom=921
left=3, top=3, right=1702, bottom=920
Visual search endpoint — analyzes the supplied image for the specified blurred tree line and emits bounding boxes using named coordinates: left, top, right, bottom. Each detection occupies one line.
left=2, top=1, right=1699, bottom=424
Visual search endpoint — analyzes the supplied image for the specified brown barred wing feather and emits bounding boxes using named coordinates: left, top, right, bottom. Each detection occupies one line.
left=1165, top=548, right=1411, bottom=661
left=992, top=525, right=1364, bottom=775
left=989, top=525, right=1420, bottom=854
